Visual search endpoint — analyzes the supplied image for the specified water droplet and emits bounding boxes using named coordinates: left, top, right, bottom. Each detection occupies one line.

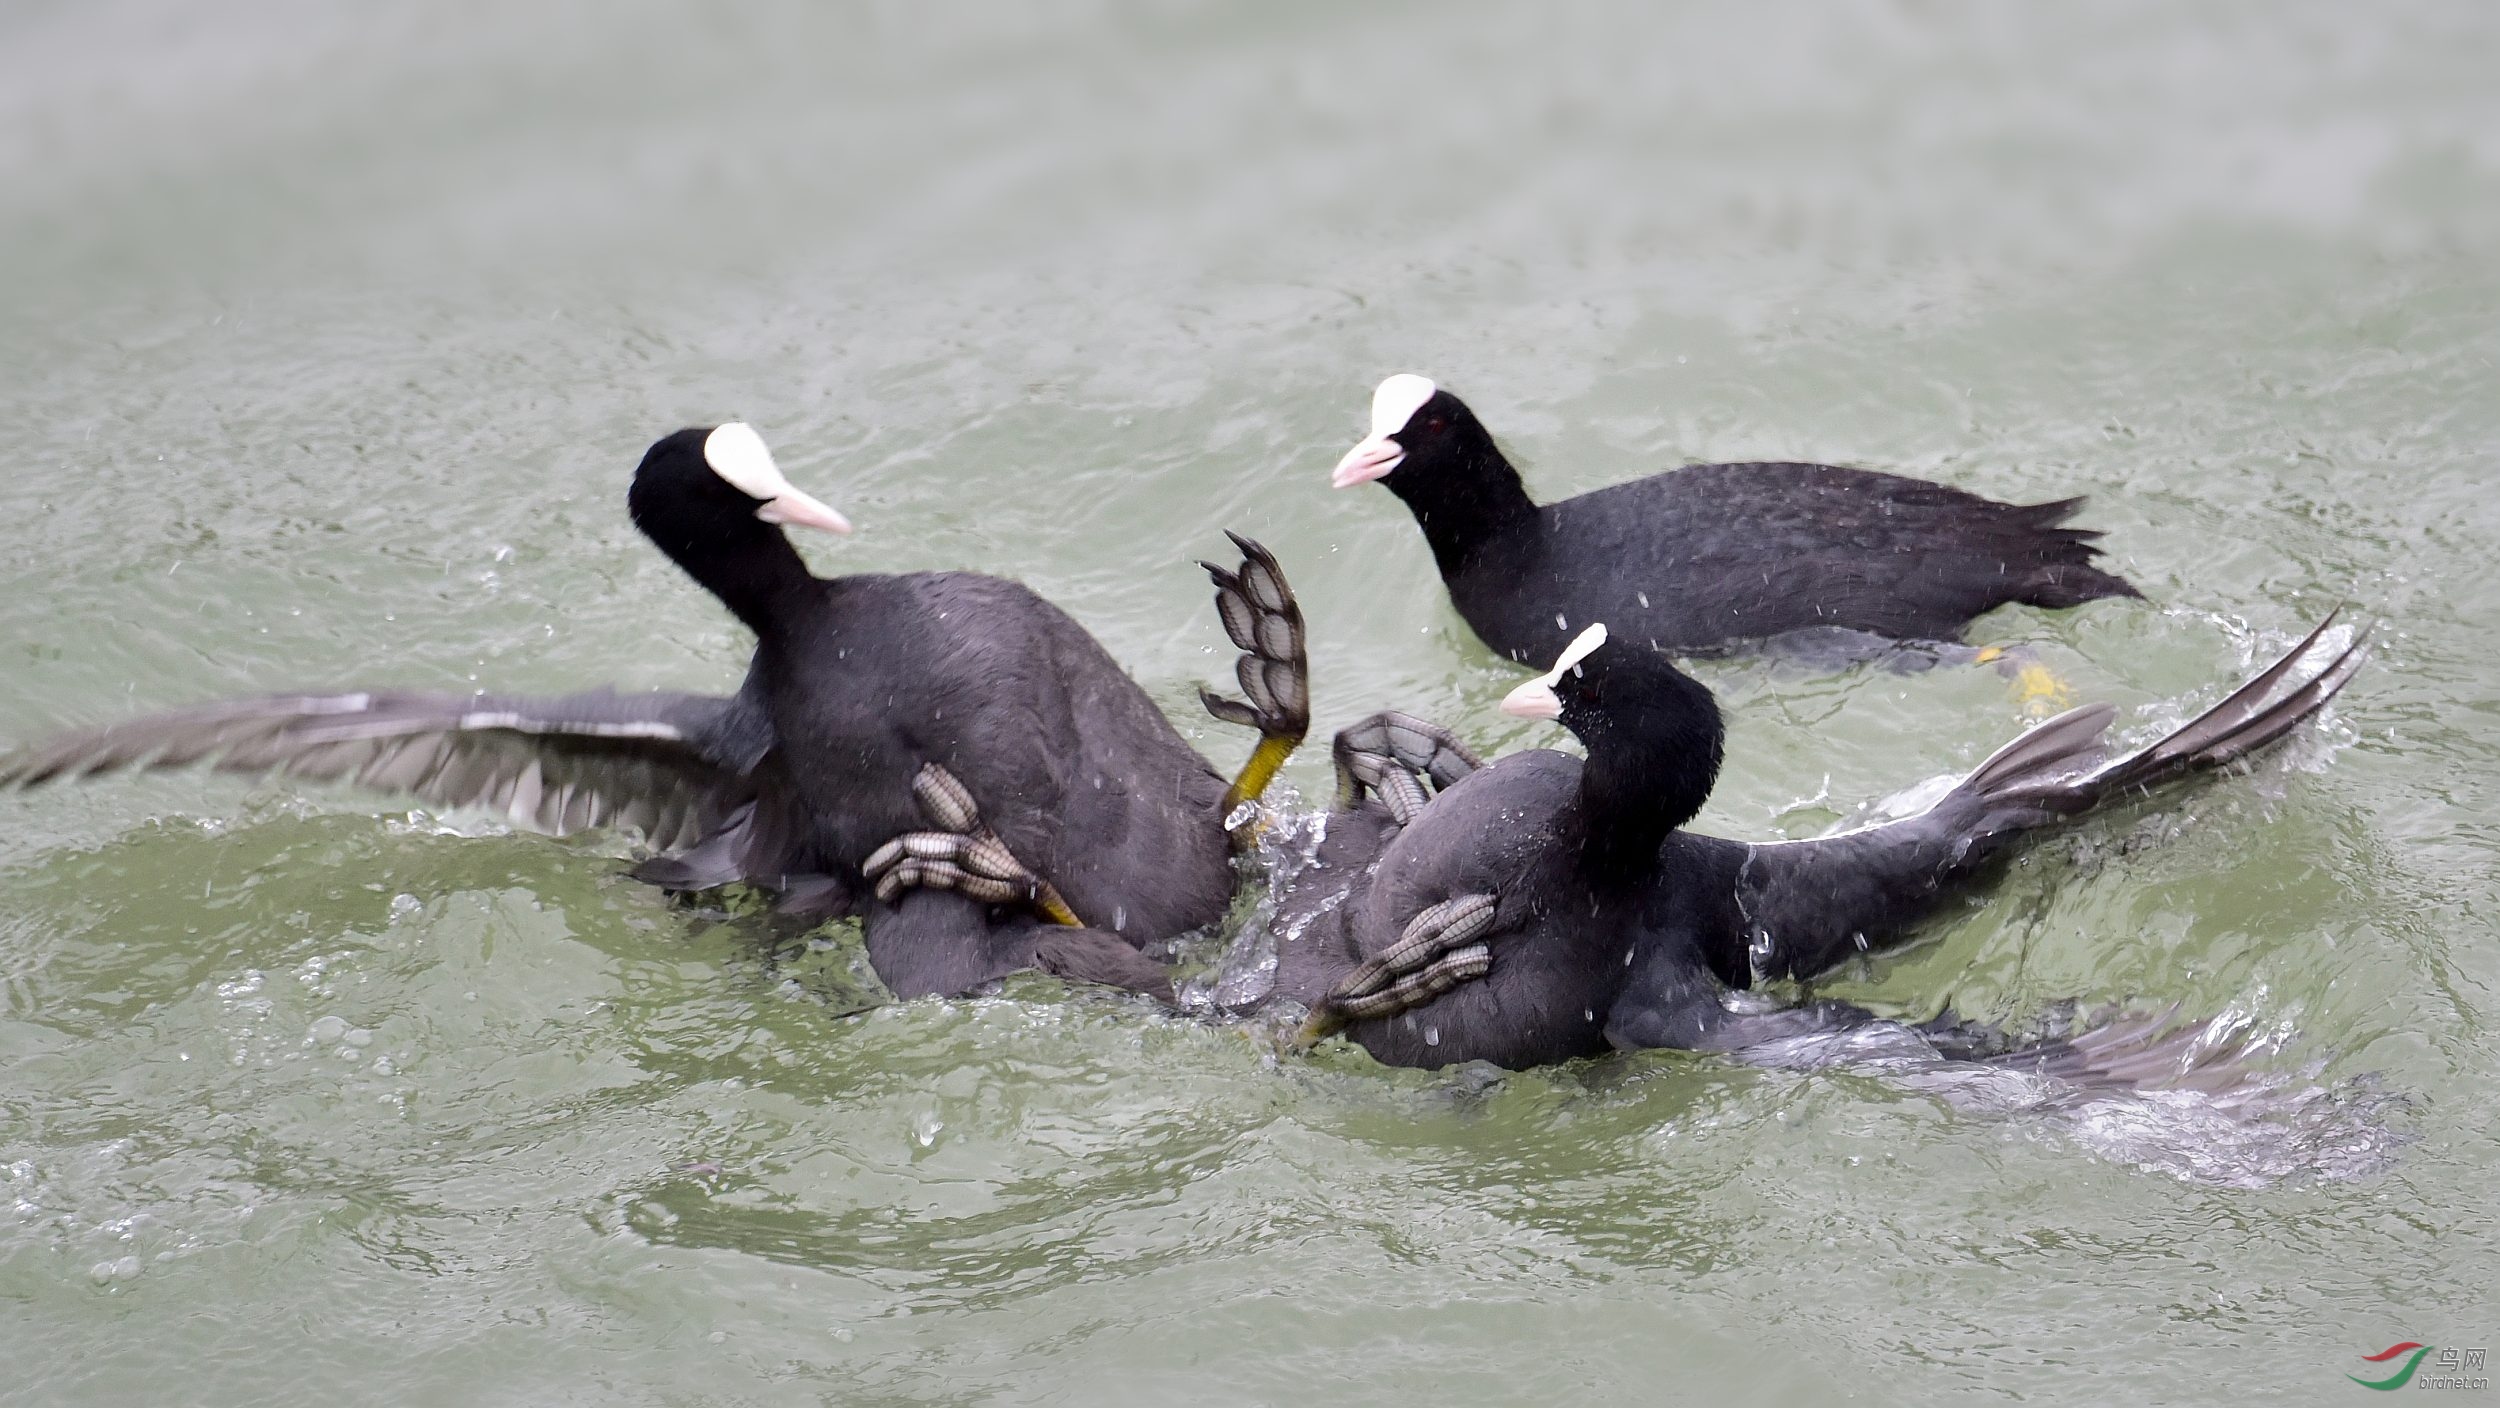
left=1423, top=1026, right=1441, bottom=1047
left=913, top=1112, right=944, bottom=1148
left=1112, top=906, right=1128, bottom=932
left=1622, top=947, right=1635, bottom=967
left=1851, top=931, right=1869, bottom=952
left=1583, top=1009, right=1595, bottom=1023
left=1636, top=591, right=1650, bottom=608
left=1554, top=613, right=1568, bottom=630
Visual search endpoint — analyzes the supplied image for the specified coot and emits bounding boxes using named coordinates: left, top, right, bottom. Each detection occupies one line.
left=2, top=425, right=1310, bottom=1002
left=1276, top=612, right=2364, bottom=1070
left=1332, top=375, right=2141, bottom=665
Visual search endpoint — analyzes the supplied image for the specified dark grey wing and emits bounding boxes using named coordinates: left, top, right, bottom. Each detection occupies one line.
left=1605, top=921, right=1885, bottom=1054
left=1602, top=901, right=2258, bottom=1095
left=1970, top=1006, right=2277, bottom=1098
left=1653, top=464, right=2139, bottom=634
left=1611, top=963, right=2278, bottom=1099
left=1, top=687, right=757, bottom=849
left=1721, top=612, right=2368, bottom=983
left=2086, top=610, right=2370, bottom=791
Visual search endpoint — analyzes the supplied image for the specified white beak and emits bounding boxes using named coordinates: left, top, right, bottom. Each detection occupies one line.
left=703, top=422, right=854, bottom=536
left=1499, top=679, right=1562, bottom=720
left=757, top=487, right=853, bottom=535
left=1499, top=623, right=1610, bottom=721
left=1332, top=435, right=1405, bottom=488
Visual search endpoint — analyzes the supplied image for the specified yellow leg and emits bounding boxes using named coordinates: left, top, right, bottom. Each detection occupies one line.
left=1035, top=882, right=1084, bottom=929
left=1222, top=732, right=1303, bottom=815
left=1292, top=1007, right=1346, bottom=1050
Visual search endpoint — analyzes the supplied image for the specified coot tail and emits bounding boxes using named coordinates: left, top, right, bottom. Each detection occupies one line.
left=1981, top=495, right=2143, bottom=611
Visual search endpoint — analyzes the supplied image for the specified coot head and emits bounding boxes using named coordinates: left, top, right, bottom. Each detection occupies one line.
left=1500, top=623, right=1716, bottom=737
left=1330, top=374, right=1496, bottom=489
left=1501, top=623, right=1726, bottom=843
left=628, top=424, right=853, bottom=558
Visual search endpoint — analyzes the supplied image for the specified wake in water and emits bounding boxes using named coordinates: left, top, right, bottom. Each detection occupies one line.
left=1186, top=794, right=2406, bottom=1188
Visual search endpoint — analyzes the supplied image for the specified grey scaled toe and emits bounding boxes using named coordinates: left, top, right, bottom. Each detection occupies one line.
left=862, top=762, right=1082, bottom=924
left=1331, top=711, right=1485, bottom=826
left=1310, top=892, right=1500, bottom=1034
left=1198, top=532, right=1311, bottom=813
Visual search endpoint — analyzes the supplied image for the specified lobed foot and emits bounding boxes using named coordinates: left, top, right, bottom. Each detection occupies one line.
left=1972, top=643, right=2077, bottom=716
left=1199, top=532, right=1311, bottom=813
left=1331, top=711, right=1485, bottom=826
left=862, top=762, right=1083, bottom=926
left=1298, top=892, right=1499, bottom=1044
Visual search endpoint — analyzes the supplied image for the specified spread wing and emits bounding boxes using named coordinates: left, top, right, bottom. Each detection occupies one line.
left=1731, top=610, right=2368, bottom=982
left=1, top=687, right=760, bottom=849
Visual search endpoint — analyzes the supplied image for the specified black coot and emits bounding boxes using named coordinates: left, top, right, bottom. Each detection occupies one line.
left=1332, top=375, right=2141, bottom=664
left=1, top=425, right=1310, bottom=1002
left=1275, top=612, right=2365, bottom=1071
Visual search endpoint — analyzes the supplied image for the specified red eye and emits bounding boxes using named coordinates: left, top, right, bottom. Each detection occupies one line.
left=1425, top=416, right=1448, bottom=431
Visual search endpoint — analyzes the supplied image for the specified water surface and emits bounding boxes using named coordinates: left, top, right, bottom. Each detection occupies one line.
left=4, top=2, right=2497, bottom=1403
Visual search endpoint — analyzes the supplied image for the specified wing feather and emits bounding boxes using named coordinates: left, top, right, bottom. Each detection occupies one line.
left=1, top=687, right=752, bottom=848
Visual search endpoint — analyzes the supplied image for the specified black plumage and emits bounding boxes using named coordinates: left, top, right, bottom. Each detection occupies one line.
left=2, top=426, right=1309, bottom=1002
left=1276, top=612, right=2367, bottom=1072
left=1332, top=375, right=2141, bottom=663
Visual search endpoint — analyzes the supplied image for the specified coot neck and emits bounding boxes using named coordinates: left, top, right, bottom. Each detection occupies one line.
left=1570, top=674, right=1725, bottom=890
left=1384, top=444, right=1541, bottom=578
left=643, top=520, right=825, bottom=639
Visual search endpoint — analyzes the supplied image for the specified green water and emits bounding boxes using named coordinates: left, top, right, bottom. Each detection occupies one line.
left=5, top=2, right=2497, bottom=1402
